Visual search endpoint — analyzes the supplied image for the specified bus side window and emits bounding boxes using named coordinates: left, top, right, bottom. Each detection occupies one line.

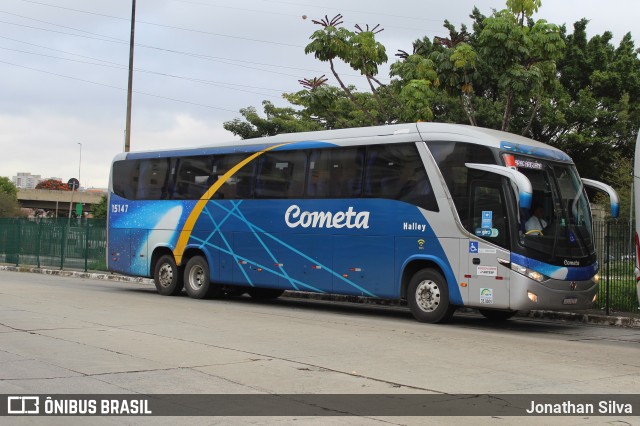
left=427, top=141, right=497, bottom=222
left=255, top=151, right=306, bottom=198
left=364, top=143, right=438, bottom=211
left=307, top=150, right=330, bottom=197
left=113, top=159, right=140, bottom=200
left=173, top=156, right=216, bottom=200
left=217, top=154, right=255, bottom=199
left=307, top=147, right=365, bottom=198
left=137, top=159, right=170, bottom=200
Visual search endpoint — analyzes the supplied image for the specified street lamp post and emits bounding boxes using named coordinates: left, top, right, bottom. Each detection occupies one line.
left=78, top=142, right=82, bottom=188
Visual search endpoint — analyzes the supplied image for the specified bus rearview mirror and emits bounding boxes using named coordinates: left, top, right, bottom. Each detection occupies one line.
left=581, top=178, right=620, bottom=218
left=465, top=163, right=533, bottom=210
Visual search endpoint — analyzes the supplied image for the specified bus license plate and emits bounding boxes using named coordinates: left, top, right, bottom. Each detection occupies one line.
left=563, top=297, right=578, bottom=305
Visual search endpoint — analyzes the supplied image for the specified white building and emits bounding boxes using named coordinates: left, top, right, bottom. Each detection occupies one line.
left=12, top=172, right=42, bottom=189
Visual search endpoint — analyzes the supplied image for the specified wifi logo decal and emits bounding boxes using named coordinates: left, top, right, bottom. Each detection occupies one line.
left=417, top=239, right=425, bottom=250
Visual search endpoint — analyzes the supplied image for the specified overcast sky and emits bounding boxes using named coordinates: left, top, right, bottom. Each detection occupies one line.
left=0, top=0, right=638, bottom=189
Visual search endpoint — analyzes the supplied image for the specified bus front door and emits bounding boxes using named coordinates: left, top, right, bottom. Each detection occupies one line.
left=466, top=181, right=511, bottom=309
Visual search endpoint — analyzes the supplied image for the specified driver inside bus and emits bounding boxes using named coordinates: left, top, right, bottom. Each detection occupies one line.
left=525, top=205, right=547, bottom=235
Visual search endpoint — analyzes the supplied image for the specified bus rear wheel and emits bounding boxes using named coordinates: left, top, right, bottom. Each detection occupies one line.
left=153, top=254, right=183, bottom=296
left=407, top=269, right=455, bottom=323
left=247, top=288, right=285, bottom=300
left=479, top=309, right=517, bottom=321
left=184, top=256, right=221, bottom=299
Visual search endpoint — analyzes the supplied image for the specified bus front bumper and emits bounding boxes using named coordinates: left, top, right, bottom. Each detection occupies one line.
left=509, top=273, right=599, bottom=311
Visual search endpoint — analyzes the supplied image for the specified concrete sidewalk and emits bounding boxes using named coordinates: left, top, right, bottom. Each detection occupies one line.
left=2, top=264, right=639, bottom=329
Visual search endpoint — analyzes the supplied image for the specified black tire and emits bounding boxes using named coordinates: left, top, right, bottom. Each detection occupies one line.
left=247, top=288, right=285, bottom=300
left=479, top=309, right=518, bottom=321
left=407, top=269, right=455, bottom=323
left=153, top=254, right=183, bottom=296
left=184, top=256, right=221, bottom=299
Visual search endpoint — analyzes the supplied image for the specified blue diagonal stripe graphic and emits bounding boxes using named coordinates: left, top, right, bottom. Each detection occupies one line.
left=207, top=201, right=377, bottom=297
left=232, top=202, right=299, bottom=291
left=200, top=202, right=253, bottom=286
left=190, top=235, right=323, bottom=292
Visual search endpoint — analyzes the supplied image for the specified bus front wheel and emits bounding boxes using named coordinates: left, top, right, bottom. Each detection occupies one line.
left=184, top=256, right=221, bottom=299
left=153, top=255, right=183, bottom=296
left=407, top=269, right=455, bottom=323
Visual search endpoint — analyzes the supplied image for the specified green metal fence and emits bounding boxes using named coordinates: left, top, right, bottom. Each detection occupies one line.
left=0, top=218, right=106, bottom=272
left=0, top=217, right=638, bottom=312
left=593, top=220, right=639, bottom=313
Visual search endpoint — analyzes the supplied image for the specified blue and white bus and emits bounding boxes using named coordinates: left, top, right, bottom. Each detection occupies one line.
left=107, top=123, right=619, bottom=323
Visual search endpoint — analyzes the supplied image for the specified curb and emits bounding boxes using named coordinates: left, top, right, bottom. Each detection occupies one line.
left=0, top=265, right=153, bottom=285
left=525, top=309, right=640, bottom=328
left=2, top=265, right=638, bottom=328
left=281, top=289, right=640, bottom=328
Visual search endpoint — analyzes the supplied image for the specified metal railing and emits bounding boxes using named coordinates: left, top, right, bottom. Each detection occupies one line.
left=593, top=220, right=639, bottom=313
left=0, top=218, right=106, bottom=272
left=0, top=218, right=638, bottom=312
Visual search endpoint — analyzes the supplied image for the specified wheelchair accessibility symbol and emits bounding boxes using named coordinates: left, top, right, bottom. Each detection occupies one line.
left=469, top=242, right=479, bottom=253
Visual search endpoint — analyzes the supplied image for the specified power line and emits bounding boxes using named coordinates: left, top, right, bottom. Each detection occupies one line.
left=0, top=45, right=287, bottom=97
left=17, top=0, right=304, bottom=48
left=0, top=18, right=302, bottom=79
left=20, top=0, right=445, bottom=34
left=0, top=15, right=358, bottom=79
left=259, top=0, right=445, bottom=23
left=170, top=0, right=444, bottom=33
left=0, top=15, right=381, bottom=87
left=0, top=19, right=127, bottom=44
left=0, top=34, right=129, bottom=65
left=0, top=59, right=241, bottom=113
left=0, top=10, right=123, bottom=42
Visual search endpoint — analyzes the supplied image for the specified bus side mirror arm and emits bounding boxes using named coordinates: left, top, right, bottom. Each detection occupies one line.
left=581, top=178, right=620, bottom=218
left=465, top=163, right=533, bottom=210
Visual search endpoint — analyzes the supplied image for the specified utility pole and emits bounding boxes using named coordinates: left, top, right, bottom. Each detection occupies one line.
left=124, top=0, right=136, bottom=152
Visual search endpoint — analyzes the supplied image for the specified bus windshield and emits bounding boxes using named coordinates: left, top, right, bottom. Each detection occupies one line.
left=515, top=157, right=594, bottom=260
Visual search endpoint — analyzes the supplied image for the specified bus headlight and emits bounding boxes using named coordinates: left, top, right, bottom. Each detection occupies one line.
left=511, top=262, right=549, bottom=283
left=592, top=274, right=600, bottom=284
left=527, top=291, right=539, bottom=303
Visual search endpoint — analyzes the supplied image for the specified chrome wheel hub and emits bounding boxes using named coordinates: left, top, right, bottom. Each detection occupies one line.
left=158, top=264, right=173, bottom=288
left=415, top=280, right=440, bottom=312
left=188, top=265, right=205, bottom=290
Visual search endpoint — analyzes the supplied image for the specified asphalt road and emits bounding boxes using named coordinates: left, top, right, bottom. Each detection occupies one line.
left=1, top=270, right=639, bottom=425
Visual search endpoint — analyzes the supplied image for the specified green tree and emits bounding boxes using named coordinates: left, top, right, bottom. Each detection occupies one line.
left=506, top=0, right=542, bottom=25
left=597, top=156, right=633, bottom=221
left=223, top=101, right=323, bottom=139
left=0, top=176, right=18, bottom=198
left=284, top=83, right=378, bottom=129
left=304, top=15, right=384, bottom=124
left=92, top=195, right=108, bottom=219
left=0, top=177, right=21, bottom=217
left=473, top=8, right=565, bottom=131
left=530, top=20, right=640, bottom=179
left=0, top=193, right=22, bottom=217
